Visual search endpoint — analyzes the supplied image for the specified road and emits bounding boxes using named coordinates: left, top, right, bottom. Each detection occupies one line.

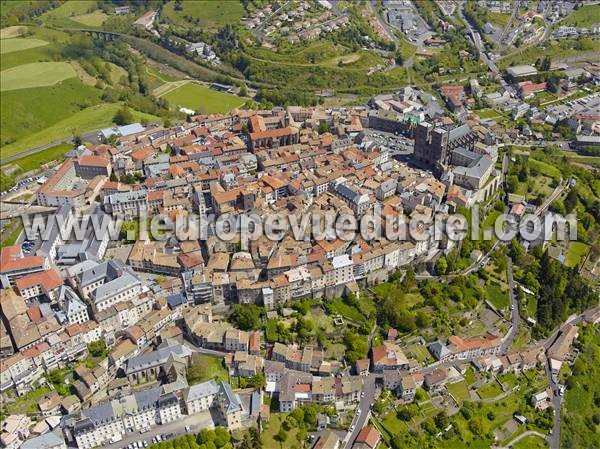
left=500, top=257, right=520, bottom=354
left=498, top=1, right=520, bottom=50
left=342, top=375, right=377, bottom=449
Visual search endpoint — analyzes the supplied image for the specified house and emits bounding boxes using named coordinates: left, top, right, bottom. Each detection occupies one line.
left=353, top=426, right=381, bottom=449
left=355, top=359, right=370, bottom=376
left=371, top=341, right=409, bottom=372
left=424, top=368, right=447, bottom=393
left=531, top=391, right=550, bottom=409
left=312, top=430, right=340, bottom=449
left=399, top=373, right=416, bottom=402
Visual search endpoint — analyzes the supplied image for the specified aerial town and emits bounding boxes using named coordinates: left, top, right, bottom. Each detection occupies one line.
left=0, top=2, right=599, bottom=449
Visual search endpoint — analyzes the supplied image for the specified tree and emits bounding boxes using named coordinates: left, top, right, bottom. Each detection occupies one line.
left=213, top=428, right=230, bottom=448
left=87, top=340, right=107, bottom=358
left=435, top=257, right=448, bottom=275
left=247, top=371, right=266, bottom=389
left=318, top=122, right=330, bottom=134
left=228, top=304, right=264, bottom=330
left=113, top=106, right=133, bottom=126
left=239, top=84, right=248, bottom=97
left=275, top=429, right=288, bottom=444
left=564, top=190, right=578, bottom=213
left=509, top=239, right=525, bottom=264
left=73, top=135, right=82, bottom=146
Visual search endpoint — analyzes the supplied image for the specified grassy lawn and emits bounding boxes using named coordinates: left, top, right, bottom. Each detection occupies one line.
left=475, top=108, right=503, bottom=119
left=406, top=344, right=433, bottom=364
left=10, top=143, right=72, bottom=173
left=71, top=10, right=108, bottom=27
left=528, top=159, right=562, bottom=180
left=397, top=36, right=416, bottom=61
left=187, top=354, right=228, bottom=385
left=0, top=37, right=48, bottom=54
left=0, top=218, right=23, bottom=249
left=162, top=0, right=245, bottom=31
left=6, top=386, right=51, bottom=415
left=512, top=434, right=548, bottom=449
left=464, top=367, right=477, bottom=386
left=372, top=281, right=394, bottom=298
left=562, top=4, right=600, bottom=28
left=498, top=372, right=518, bottom=390
left=487, top=11, right=511, bottom=28
left=261, top=413, right=301, bottom=449
left=446, top=380, right=471, bottom=403
left=486, top=284, right=509, bottom=310
left=161, top=82, right=245, bottom=114
left=326, top=298, right=365, bottom=322
left=1, top=61, right=76, bottom=91
left=1, top=78, right=103, bottom=150
left=2, top=103, right=159, bottom=158
left=476, top=381, right=503, bottom=399
left=564, top=241, right=589, bottom=268
left=381, top=410, right=410, bottom=435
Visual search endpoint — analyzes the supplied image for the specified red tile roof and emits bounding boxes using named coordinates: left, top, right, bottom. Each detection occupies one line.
left=355, top=426, right=381, bottom=449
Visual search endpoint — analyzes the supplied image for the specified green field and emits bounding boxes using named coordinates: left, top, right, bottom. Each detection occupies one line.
left=1, top=61, right=76, bottom=91
left=1, top=78, right=103, bottom=148
left=0, top=37, right=48, bottom=54
left=162, top=0, right=245, bottom=30
left=486, top=284, right=509, bottom=310
left=562, top=4, right=600, bottom=28
left=187, top=354, right=228, bottom=384
left=487, top=11, right=511, bottom=28
left=40, top=0, right=107, bottom=27
left=476, top=381, right=503, bottom=399
left=1, top=103, right=159, bottom=158
left=262, top=413, right=303, bottom=449
left=565, top=241, right=589, bottom=268
left=161, top=82, right=245, bottom=114
left=10, top=143, right=73, bottom=173
left=512, top=435, right=548, bottom=449
left=446, top=380, right=471, bottom=402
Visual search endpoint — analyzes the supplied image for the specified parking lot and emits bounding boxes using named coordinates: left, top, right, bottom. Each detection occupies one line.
left=100, top=411, right=214, bottom=449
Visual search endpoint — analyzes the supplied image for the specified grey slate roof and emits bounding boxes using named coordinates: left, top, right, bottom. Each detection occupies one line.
left=20, top=431, right=66, bottom=449
left=125, top=344, right=192, bottom=374
left=183, top=379, right=220, bottom=403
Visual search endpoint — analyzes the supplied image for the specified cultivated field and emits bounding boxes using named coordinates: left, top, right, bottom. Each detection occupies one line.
left=0, top=26, right=28, bottom=39
left=1, top=61, right=76, bottom=91
left=0, top=37, right=48, bottom=54
left=161, top=82, right=245, bottom=114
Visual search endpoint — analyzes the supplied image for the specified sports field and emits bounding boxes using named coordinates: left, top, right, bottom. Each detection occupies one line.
left=0, top=37, right=48, bottom=54
left=1, top=61, right=76, bottom=91
left=161, top=82, right=245, bottom=114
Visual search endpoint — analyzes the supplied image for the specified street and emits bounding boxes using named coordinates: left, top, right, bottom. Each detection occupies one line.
left=342, top=375, right=377, bottom=449
left=500, top=257, right=520, bottom=354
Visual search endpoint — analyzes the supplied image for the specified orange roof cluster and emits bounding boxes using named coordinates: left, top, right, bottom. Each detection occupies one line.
left=76, top=155, right=110, bottom=168
left=0, top=245, right=46, bottom=273
left=448, top=333, right=501, bottom=352
left=15, top=269, right=63, bottom=291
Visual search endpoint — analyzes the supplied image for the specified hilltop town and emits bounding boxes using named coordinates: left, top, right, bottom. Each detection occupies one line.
left=0, top=2, right=599, bottom=449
